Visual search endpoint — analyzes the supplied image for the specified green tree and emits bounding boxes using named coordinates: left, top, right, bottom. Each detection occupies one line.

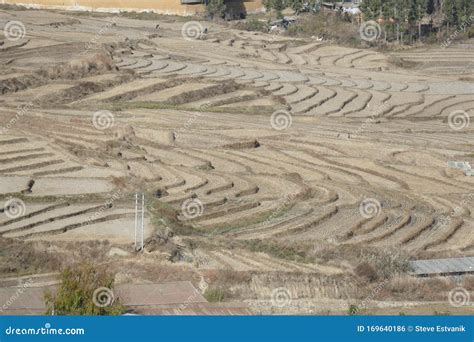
left=444, top=0, right=459, bottom=26
left=426, top=0, right=435, bottom=15
left=264, top=0, right=287, bottom=18
left=457, top=0, right=472, bottom=22
left=206, top=0, right=226, bottom=19
left=44, top=263, right=125, bottom=315
left=407, top=0, right=424, bottom=39
left=360, top=0, right=382, bottom=20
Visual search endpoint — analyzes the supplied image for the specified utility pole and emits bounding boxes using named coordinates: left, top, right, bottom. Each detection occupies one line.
left=141, top=193, right=145, bottom=252
left=134, top=192, right=145, bottom=252
left=134, top=193, right=138, bottom=250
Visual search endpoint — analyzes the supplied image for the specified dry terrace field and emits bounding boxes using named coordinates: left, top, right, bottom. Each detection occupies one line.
left=0, top=7, right=473, bottom=314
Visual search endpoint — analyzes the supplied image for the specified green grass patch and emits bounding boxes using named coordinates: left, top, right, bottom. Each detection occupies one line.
left=204, top=287, right=228, bottom=302
left=242, top=239, right=311, bottom=263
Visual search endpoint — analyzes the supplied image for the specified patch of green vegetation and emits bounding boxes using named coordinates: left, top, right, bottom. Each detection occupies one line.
left=242, top=239, right=311, bottom=263
left=203, top=213, right=272, bottom=235
left=237, top=17, right=268, bottom=32
left=348, top=304, right=359, bottom=315
left=206, top=0, right=226, bottom=20
left=204, top=287, right=228, bottom=302
left=203, top=202, right=294, bottom=235
left=106, top=101, right=179, bottom=111
left=206, top=105, right=280, bottom=116
left=44, top=263, right=125, bottom=315
left=147, top=195, right=202, bottom=237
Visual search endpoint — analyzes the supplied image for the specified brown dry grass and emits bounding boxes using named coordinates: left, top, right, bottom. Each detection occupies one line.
left=0, top=237, right=61, bottom=276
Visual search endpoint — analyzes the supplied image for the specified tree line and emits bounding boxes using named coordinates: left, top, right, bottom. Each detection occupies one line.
left=263, top=0, right=472, bottom=42
left=361, top=0, right=472, bottom=37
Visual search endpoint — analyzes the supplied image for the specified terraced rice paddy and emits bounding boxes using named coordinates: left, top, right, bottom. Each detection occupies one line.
left=0, top=8, right=473, bottom=314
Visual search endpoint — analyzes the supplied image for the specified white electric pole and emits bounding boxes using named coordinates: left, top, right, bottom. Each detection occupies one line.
left=141, top=193, right=145, bottom=252
left=134, top=193, right=138, bottom=250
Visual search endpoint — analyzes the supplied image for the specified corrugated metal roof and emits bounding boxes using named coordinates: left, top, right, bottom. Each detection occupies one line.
left=116, top=281, right=207, bottom=306
left=132, top=303, right=253, bottom=315
left=0, top=287, right=48, bottom=315
left=410, top=257, right=474, bottom=276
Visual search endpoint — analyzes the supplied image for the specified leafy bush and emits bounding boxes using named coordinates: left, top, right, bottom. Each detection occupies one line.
left=348, top=304, right=359, bottom=315
left=44, top=263, right=125, bottom=315
left=204, top=287, right=227, bottom=302
left=206, top=0, right=226, bottom=20
left=240, top=18, right=268, bottom=32
left=468, top=26, right=474, bottom=39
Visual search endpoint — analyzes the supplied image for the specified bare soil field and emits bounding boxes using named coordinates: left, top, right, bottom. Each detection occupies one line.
left=0, top=7, right=473, bottom=314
